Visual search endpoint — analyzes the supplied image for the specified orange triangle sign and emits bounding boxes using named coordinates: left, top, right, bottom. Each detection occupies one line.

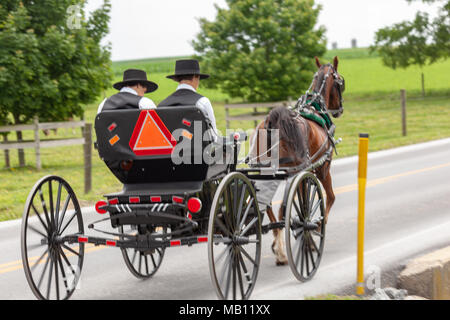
left=129, top=110, right=176, bottom=156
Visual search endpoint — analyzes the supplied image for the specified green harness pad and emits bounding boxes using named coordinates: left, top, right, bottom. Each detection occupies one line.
left=300, top=100, right=332, bottom=129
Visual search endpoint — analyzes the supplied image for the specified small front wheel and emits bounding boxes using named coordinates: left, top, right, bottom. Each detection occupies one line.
left=285, top=172, right=325, bottom=282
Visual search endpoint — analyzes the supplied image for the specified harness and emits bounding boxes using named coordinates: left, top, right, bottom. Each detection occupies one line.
left=247, top=64, right=344, bottom=168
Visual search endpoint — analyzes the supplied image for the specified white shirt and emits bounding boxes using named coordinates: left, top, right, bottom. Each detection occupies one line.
left=176, top=83, right=217, bottom=132
left=97, top=87, right=156, bottom=114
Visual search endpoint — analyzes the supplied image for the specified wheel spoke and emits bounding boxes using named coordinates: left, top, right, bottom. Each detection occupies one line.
left=28, top=224, right=47, bottom=238
left=56, top=248, right=70, bottom=295
left=36, top=254, right=51, bottom=290
left=31, top=247, right=49, bottom=272
left=61, top=243, right=81, bottom=257
left=150, top=253, right=157, bottom=269
left=38, top=189, right=52, bottom=232
left=31, top=203, right=49, bottom=234
left=46, top=256, right=54, bottom=300
left=59, top=211, right=78, bottom=235
left=54, top=252, right=60, bottom=300
left=310, top=199, right=322, bottom=221
left=214, top=216, right=233, bottom=238
left=240, top=216, right=258, bottom=236
left=54, top=182, right=62, bottom=232
left=48, top=181, right=55, bottom=230
left=57, top=194, right=71, bottom=232
left=236, top=184, right=247, bottom=227
left=240, top=246, right=257, bottom=267
left=238, top=198, right=254, bottom=230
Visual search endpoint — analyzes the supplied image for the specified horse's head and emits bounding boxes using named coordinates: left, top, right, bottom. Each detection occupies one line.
left=313, top=56, right=345, bottom=118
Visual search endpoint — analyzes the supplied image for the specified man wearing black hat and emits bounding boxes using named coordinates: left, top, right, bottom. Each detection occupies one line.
left=97, top=69, right=158, bottom=113
left=159, top=59, right=217, bottom=133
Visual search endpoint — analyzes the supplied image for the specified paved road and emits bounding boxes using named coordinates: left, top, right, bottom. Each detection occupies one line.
left=1, top=138, right=450, bottom=300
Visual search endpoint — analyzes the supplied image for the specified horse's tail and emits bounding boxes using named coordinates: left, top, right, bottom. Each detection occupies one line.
left=266, top=106, right=308, bottom=161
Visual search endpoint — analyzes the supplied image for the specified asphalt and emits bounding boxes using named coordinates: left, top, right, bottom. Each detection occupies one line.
left=1, top=138, right=450, bottom=300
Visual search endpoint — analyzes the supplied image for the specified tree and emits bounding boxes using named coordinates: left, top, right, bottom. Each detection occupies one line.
left=0, top=0, right=112, bottom=166
left=192, top=0, right=326, bottom=102
left=371, top=0, right=449, bottom=95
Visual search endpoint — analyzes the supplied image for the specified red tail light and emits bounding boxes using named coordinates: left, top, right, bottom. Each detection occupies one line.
left=95, top=201, right=108, bottom=214
left=187, top=197, right=202, bottom=213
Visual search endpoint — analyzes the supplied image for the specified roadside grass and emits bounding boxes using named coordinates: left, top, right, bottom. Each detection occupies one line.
left=0, top=48, right=449, bottom=221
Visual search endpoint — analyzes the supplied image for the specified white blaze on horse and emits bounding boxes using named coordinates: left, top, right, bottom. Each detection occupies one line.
left=248, top=56, right=345, bottom=265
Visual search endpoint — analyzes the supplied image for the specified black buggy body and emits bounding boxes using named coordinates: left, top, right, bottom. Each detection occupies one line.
left=21, top=104, right=329, bottom=300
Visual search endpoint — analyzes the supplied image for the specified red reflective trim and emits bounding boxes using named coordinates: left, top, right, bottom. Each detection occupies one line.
left=187, top=213, right=192, bottom=220
left=182, top=119, right=192, bottom=127
left=108, top=122, right=117, bottom=132
left=233, top=132, right=241, bottom=141
left=170, top=240, right=181, bottom=247
left=129, top=197, right=140, bottom=203
left=108, top=198, right=119, bottom=205
left=95, top=201, right=108, bottom=214
left=78, top=236, right=88, bottom=243
left=197, top=236, right=208, bottom=243
left=172, top=196, right=184, bottom=204
left=106, top=240, right=116, bottom=247
left=151, top=196, right=161, bottom=203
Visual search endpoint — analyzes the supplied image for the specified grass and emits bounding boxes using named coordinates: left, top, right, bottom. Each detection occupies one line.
left=1, top=47, right=449, bottom=221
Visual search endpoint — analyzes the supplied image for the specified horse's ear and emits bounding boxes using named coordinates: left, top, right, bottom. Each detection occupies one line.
left=315, top=56, right=321, bottom=68
left=333, top=56, right=339, bottom=70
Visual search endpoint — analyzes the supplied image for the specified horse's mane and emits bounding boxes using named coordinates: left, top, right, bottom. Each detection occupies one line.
left=266, top=107, right=308, bottom=162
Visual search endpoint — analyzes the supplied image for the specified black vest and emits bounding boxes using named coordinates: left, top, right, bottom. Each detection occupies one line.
left=102, top=92, right=142, bottom=111
left=158, top=89, right=204, bottom=107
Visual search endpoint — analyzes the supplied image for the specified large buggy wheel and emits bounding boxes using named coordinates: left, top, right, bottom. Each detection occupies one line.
left=285, top=172, right=325, bottom=282
left=21, top=176, right=84, bottom=300
left=119, top=225, right=166, bottom=279
left=208, top=172, right=262, bottom=300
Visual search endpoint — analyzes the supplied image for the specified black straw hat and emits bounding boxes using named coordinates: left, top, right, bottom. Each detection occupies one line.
left=166, top=59, right=210, bottom=80
left=113, top=69, right=158, bottom=93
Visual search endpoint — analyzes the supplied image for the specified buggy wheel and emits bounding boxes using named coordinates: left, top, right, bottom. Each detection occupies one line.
left=119, top=226, right=166, bottom=279
left=21, top=176, right=84, bottom=300
left=285, top=172, right=325, bottom=282
left=208, top=172, right=262, bottom=300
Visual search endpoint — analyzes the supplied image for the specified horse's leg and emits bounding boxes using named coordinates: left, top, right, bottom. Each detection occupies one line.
left=266, top=206, right=287, bottom=265
left=317, top=161, right=335, bottom=224
left=275, top=206, right=288, bottom=265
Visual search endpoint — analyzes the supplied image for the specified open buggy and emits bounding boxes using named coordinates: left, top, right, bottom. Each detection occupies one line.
left=21, top=105, right=332, bottom=300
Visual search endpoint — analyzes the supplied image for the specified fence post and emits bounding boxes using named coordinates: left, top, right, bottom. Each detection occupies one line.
left=34, top=116, right=41, bottom=171
left=2, top=134, right=10, bottom=169
left=401, top=89, right=407, bottom=136
left=83, top=123, right=92, bottom=194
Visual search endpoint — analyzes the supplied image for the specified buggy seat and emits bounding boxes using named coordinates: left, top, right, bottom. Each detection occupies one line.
left=94, top=107, right=228, bottom=194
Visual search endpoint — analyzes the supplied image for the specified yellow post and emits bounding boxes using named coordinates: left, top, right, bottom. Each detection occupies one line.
left=356, top=133, right=369, bottom=295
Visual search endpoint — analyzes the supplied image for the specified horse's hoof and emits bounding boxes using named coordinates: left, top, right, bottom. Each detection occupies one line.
left=276, top=260, right=288, bottom=266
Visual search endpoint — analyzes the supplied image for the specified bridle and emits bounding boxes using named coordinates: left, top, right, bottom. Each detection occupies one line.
left=296, top=63, right=345, bottom=117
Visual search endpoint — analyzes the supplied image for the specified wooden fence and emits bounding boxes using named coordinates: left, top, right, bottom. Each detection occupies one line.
left=0, top=117, right=92, bottom=193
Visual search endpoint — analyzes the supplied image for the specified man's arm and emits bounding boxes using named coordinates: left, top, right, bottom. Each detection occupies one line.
left=97, top=98, right=107, bottom=114
left=197, top=97, right=217, bottom=132
left=139, top=97, right=157, bottom=110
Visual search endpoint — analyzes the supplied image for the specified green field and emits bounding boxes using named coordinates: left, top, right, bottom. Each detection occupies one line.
left=1, top=48, right=449, bottom=221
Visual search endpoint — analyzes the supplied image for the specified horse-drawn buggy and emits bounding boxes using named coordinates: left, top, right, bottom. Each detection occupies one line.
left=20, top=58, right=345, bottom=300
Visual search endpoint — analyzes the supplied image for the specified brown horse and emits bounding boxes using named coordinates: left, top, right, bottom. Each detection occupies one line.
left=249, top=56, right=345, bottom=265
